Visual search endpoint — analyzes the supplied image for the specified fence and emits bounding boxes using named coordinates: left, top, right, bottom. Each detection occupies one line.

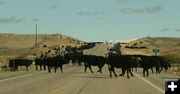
left=171, top=64, right=180, bottom=71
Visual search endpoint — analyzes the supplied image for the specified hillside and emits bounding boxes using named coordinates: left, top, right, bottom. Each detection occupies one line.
left=0, top=33, right=85, bottom=66
left=121, top=37, right=180, bottom=64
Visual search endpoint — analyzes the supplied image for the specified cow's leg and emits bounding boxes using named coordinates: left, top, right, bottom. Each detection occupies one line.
left=35, top=64, right=38, bottom=70
left=143, top=68, right=145, bottom=77
left=146, top=69, right=149, bottom=77
left=16, top=65, right=18, bottom=71
left=100, top=67, right=102, bottom=74
left=10, top=67, right=13, bottom=72
left=11, top=64, right=14, bottom=71
left=119, top=68, right=125, bottom=76
left=156, top=67, right=159, bottom=74
left=14, top=64, right=17, bottom=71
left=98, top=67, right=102, bottom=74
left=127, top=68, right=130, bottom=79
left=59, top=65, right=63, bottom=73
left=159, top=67, right=162, bottom=73
left=43, top=64, right=46, bottom=71
left=97, top=66, right=102, bottom=74
left=110, top=69, right=112, bottom=78
left=40, top=65, right=42, bottom=70
left=108, top=65, right=112, bottom=78
left=26, top=66, right=28, bottom=71
left=10, top=67, right=12, bottom=71
left=77, top=61, right=80, bottom=66
left=13, top=67, right=15, bottom=72
left=14, top=66, right=16, bottom=71
left=100, top=68, right=102, bottom=74
left=88, top=65, right=94, bottom=74
left=54, top=66, right=57, bottom=73
left=151, top=67, right=154, bottom=74
left=165, top=67, right=168, bottom=72
left=112, top=68, right=117, bottom=78
left=122, top=68, right=126, bottom=76
left=129, top=68, right=134, bottom=77
left=110, top=71, right=112, bottom=78
left=84, top=64, right=88, bottom=73
left=78, top=61, right=81, bottom=66
left=48, top=66, right=51, bottom=73
left=72, top=59, right=76, bottom=65
left=135, top=68, right=137, bottom=71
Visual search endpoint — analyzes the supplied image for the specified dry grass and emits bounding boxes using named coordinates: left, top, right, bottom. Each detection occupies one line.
left=0, top=33, right=85, bottom=67
left=122, top=37, right=180, bottom=57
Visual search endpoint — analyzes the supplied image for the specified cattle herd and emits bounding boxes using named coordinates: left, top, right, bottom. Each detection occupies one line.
left=8, top=43, right=171, bottom=79
left=107, top=54, right=171, bottom=78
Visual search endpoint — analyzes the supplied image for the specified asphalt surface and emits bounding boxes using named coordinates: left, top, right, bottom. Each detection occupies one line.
left=0, top=43, right=179, bottom=94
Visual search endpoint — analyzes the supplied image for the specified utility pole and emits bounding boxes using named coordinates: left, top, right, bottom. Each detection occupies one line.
left=35, top=24, right=38, bottom=47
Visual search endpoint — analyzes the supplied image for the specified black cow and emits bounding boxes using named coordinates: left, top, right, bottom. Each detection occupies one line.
left=64, top=53, right=76, bottom=65
left=73, top=51, right=84, bottom=66
left=156, top=56, right=171, bottom=73
left=35, top=58, right=47, bottom=70
left=45, top=55, right=68, bottom=73
left=9, top=59, right=16, bottom=71
left=82, top=55, right=108, bottom=74
left=125, top=55, right=171, bottom=77
left=64, top=53, right=72, bottom=63
left=64, top=51, right=84, bottom=66
left=9, top=59, right=33, bottom=71
left=138, top=55, right=161, bottom=77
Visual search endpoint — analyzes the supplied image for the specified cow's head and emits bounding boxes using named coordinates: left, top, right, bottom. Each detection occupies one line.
left=164, top=62, right=171, bottom=72
left=131, top=56, right=141, bottom=67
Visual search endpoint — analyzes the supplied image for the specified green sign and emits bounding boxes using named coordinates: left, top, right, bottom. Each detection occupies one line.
left=152, top=49, right=160, bottom=53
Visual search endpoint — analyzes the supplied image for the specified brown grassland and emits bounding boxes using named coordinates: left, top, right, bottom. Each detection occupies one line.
left=0, top=33, right=85, bottom=67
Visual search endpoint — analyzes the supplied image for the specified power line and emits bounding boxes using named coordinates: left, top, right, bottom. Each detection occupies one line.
left=35, top=24, right=37, bottom=47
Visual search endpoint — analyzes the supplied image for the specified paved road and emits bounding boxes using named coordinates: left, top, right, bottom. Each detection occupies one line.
left=1, top=43, right=178, bottom=94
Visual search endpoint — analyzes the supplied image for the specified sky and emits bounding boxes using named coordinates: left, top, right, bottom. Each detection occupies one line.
left=0, top=0, right=180, bottom=42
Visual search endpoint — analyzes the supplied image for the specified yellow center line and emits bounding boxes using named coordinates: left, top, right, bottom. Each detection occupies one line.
left=50, top=89, right=58, bottom=94
left=50, top=80, right=72, bottom=94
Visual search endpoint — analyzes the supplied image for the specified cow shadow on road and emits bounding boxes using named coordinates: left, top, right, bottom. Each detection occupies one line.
left=73, top=75, right=110, bottom=79
left=68, top=71, right=85, bottom=73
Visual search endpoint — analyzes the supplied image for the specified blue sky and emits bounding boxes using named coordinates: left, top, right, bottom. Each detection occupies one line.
left=0, top=0, right=180, bottom=42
